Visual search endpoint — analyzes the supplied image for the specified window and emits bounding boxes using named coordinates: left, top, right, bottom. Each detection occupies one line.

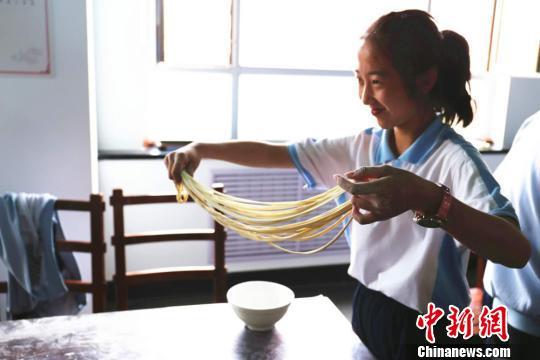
left=161, top=0, right=231, bottom=67
left=152, top=0, right=498, bottom=144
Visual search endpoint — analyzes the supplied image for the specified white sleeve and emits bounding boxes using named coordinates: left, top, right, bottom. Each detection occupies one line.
left=450, top=152, right=517, bottom=222
left=288, top=136, right=358, bottom=189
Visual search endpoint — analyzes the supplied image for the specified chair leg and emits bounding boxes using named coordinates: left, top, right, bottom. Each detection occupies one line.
left=114, top=275, right=129, bottom=310
left=92, top=286, right=107, bottom=313
left=90, top=193, right=106, bottom=313
left=214, top=270, right=227, bottom=303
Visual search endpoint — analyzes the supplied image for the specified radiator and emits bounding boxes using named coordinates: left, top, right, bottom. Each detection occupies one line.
left=212, top=168, right=349, bottom=270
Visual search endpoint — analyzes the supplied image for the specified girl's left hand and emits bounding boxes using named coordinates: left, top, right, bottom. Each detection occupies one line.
left=336, top=165, right=438, bottom=225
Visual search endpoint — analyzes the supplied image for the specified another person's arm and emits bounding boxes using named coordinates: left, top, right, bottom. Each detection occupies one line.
left=165, top=141, right=294, bottom=183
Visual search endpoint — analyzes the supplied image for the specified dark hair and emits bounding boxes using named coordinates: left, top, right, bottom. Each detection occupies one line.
left=363, top=10, right=473, bottom=127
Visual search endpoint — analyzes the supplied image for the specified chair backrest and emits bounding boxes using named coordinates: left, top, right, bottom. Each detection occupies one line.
left=109, top=184, right=227, bottom=310
left=0, top=194, right=107, bottom=313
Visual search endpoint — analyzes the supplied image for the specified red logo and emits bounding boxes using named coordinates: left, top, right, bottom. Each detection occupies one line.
left=416, top=303, right=445, bottom=343
left=478, top=305, right=509, bottom=341
left=446, top=305, right=474, bottom=340
left=416, top=303, right=508, bottom=343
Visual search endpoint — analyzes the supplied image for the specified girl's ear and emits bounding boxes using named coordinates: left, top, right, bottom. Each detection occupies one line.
left=416, top=67, right=438, bottom=95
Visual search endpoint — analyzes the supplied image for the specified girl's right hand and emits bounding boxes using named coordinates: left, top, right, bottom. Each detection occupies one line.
left=164, top=144, right=202, bottom=183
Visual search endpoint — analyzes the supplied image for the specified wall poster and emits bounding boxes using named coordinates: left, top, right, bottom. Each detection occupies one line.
left=0, top=0, right=50, bottom=74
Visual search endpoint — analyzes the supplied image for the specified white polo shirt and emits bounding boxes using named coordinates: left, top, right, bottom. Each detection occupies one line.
left=288, top=118, right=517, bottom=313
left=483, top=112, right=540, bottom=336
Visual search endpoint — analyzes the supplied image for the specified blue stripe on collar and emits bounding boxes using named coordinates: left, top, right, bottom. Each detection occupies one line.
left=376, top=128, right=396, bottom=164
left=375, top=117, right=447, bottom=165
left=287, top=144, right=317, bottom=188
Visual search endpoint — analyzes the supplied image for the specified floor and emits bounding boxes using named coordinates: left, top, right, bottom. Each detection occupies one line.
left=109, top=264, right=357, bottom=322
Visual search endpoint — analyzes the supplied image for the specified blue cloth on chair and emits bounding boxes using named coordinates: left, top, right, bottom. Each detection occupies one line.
left=0, top=193, right=86, bottom=319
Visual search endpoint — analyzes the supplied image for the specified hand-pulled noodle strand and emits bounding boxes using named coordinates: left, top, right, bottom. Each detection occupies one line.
left=191, top=190, right=351, bottom=235
left=179, top=172, right=349, bottom=233
left=182, top=176, right=343, bottom=224
left=179, top=174, right=344, bottom=209
left=181, top=174, right=349, bottom=228
left=183, top=180, right=351, bottom=237
left=176, top=171, right=353, bottom=254
left=268, top=217, right=353, bottom=255
left=228, top=210, right=350, bottom=242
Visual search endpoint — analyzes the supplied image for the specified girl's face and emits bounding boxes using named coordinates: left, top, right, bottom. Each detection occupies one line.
left=356, top=41, right=420, bottom=130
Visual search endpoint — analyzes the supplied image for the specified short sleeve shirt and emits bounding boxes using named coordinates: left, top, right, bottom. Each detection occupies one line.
left=288, top=118, right=517, bottom=312
left=483, top=112, right=540, bottom=335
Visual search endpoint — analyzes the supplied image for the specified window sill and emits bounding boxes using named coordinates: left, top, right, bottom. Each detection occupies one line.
left=98, top=148, right=509, bottom=161
left=98, top=149, right=168, bottom=160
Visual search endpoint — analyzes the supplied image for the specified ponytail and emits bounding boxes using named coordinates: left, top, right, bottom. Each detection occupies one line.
left=434, top=30, right=473, bottom=127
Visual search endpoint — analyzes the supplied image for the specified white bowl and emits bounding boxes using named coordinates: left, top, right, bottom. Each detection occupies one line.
left=227, top=281, right=295, bottom=331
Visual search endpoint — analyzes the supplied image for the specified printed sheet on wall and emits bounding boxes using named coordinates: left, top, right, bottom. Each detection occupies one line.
left=0, top=0, right=49, bottom=74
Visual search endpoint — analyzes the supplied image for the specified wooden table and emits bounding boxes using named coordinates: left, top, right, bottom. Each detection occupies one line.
left=0, top=295, right=375, bottom=359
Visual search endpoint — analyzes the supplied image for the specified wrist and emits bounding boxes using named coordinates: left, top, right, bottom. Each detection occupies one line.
left=190, top=142, right=206, bottom=158
left=413, top=183, right=452, bottom=228
left=425, top=182, right=446, bottom=215
left=412, top=180, right=443, bottom=214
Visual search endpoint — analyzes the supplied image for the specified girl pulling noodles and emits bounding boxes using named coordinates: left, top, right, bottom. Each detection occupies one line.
left=165, top=10, right=530, bottom=358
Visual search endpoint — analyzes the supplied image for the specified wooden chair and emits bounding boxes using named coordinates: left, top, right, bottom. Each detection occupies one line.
left=110, top=185, right=227, bottom=310
left=0, top=194, right=107, bottom=313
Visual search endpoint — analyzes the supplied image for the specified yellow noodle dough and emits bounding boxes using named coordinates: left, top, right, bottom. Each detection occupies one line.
left=176, top=171, right=353, bottom=255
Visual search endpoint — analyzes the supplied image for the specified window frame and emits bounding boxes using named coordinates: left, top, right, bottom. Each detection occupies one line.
left=156, top=0, right=356, bottom=140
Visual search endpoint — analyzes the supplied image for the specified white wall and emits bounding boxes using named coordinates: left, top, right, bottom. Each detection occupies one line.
left=93, top=0, right=155, bottom=150
left=0, top=0, right=95, bottom=315
left=0, top=1, right=93, bottom=195
left=481, top=75, right=540, bottom=150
